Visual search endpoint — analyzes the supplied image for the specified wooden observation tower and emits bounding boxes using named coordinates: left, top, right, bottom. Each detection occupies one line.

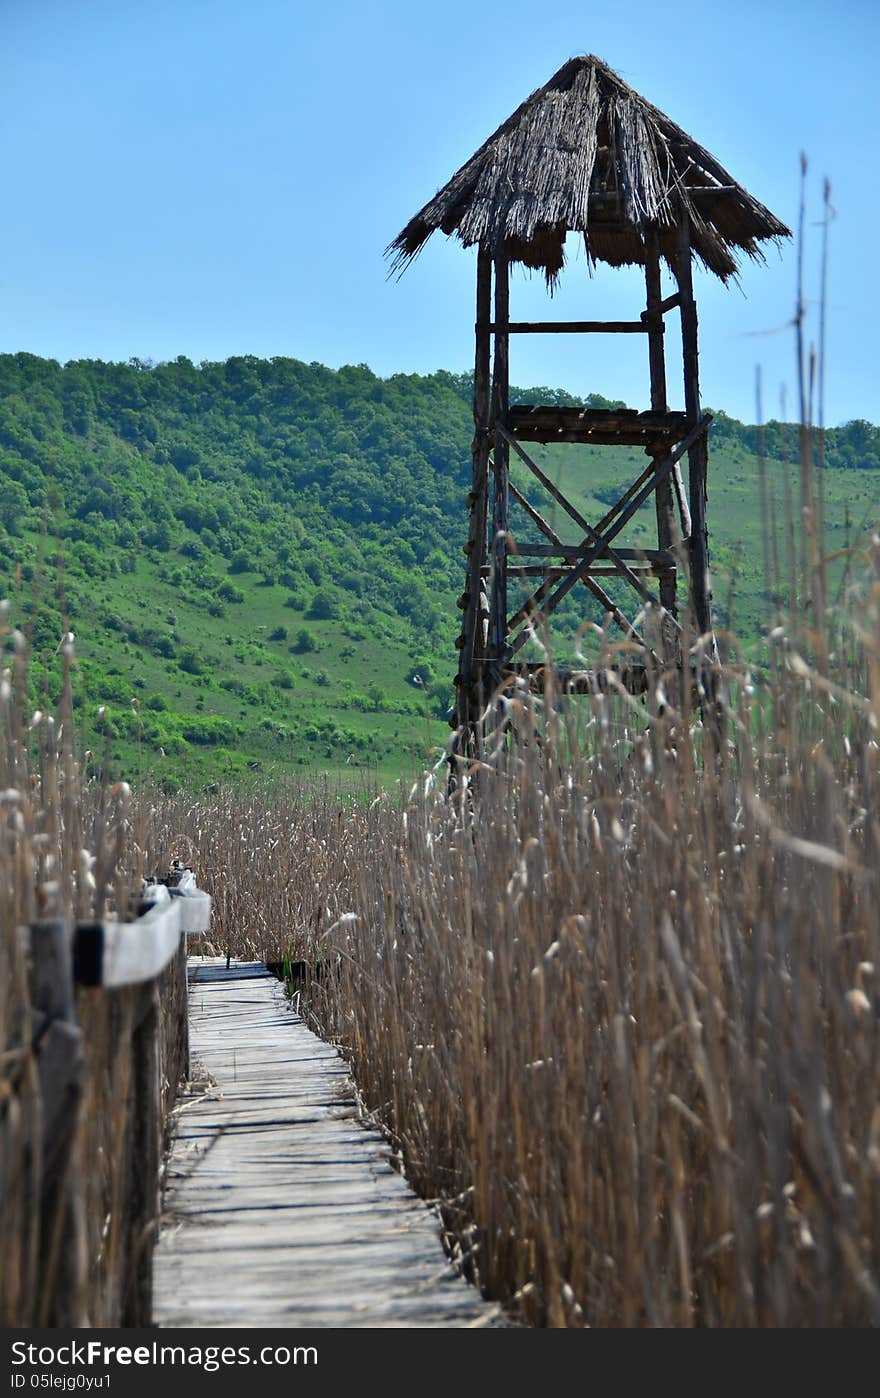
left=389, top=56, right=789, bottom=756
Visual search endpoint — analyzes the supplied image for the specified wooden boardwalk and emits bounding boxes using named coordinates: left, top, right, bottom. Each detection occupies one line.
left=152, top=960, right=497, bottom=1328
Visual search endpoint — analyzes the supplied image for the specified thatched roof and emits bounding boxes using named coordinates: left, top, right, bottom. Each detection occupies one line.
left=389, top=56, right=790, bottom=284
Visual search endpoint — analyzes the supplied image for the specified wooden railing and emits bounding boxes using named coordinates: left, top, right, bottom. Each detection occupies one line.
left=22, top=868, right=210, bottom=1325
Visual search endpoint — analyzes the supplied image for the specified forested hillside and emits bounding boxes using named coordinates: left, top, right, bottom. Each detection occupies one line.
left=1, top=351, right=878, bottom=784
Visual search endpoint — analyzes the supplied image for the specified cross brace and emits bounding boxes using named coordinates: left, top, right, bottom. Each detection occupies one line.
left=505, top=414, right=711, bottom=656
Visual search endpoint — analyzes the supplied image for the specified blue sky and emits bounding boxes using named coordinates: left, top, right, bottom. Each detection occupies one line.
left=1, top=0, right=877, bottom=425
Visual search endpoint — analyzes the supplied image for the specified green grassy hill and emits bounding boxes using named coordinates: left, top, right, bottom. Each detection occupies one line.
left=0, top=352, right=878, bottom=786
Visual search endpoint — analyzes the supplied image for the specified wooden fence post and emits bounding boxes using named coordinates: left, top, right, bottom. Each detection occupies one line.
left=28, top=919, right=87, bottom=1326
left=125, top=983, right=161, bottom=1326
left=177, top=932, right=190, bottom=1083
left=20, top=881, right=204, bottom=1327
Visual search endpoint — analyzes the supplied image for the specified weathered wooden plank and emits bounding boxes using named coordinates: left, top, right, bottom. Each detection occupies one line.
left=511, top=427, right=679, bottom=446
left=152, top=961, right=499, bottom=1329
left=102, top=900, right=182, bottom=988
left=508, top=406, right=689, bottom=447
left=176, top=891, right=212, bottom=935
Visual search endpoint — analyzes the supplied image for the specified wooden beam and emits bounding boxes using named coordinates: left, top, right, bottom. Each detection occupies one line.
left=501, top=564, right=661, bottom=578
left=72, top=894, right=207, bottom=989
left=175, top=889, right=212, bottom=934
left=504, top=543, right=674, bottom=564
left=670, top=462, right=693, bottom=539
left=507, top=416, right=711, bottom=651
left=489, top=320, right=653, bottom=334
left=640, top=293, right=682, bottom=321
left=101, top=899, right=183, bottom=988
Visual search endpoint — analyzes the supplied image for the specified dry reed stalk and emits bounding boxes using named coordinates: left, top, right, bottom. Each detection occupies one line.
left=0, top=603, right=180, bottom=1325
left=150, top=545, right=880, bottom=1324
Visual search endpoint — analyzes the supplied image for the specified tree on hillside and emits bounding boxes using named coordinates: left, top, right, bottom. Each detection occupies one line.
left=0, top=479, right=29, bottom=534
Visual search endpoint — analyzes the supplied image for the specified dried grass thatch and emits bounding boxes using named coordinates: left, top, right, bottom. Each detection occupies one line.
left=389, top=55, right=790, bottom=283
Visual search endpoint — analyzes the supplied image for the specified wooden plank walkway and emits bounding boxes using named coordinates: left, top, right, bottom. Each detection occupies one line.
left=152, top=960, right=498, bottom=1328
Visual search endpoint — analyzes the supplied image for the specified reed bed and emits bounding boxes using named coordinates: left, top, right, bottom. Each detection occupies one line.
left=0, top=610, right=184, bottom=1326
left=145, top=536, right=880, bottom=1325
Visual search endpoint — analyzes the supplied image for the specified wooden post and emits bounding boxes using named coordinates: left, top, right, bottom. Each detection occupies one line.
left=645, top=233, right=677, bottom=591
left=177, top=932, right=190, bottom=1082
left=673, top=216, right=713, bottom=639
left=645, top=228, right=680, bottom=665
left=29, top=919, right=87, bottom=1327
left=455, top=245, right=493, bottom=738
left=125, top=983, right=161, bottom=1326
left=489, top=251, right=510, bottom=680
left=30, top=919, right=76, bottom=1048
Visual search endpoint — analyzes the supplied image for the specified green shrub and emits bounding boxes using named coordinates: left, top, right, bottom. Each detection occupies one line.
left=178, top=647, right=203, bottom=675
left=291, top=628, right=317, bottom=654
left=228, top=549, right=253, bottom=574
left=306, top=588, right=339, bottom=621
left=179, top=715, right=236, bottom=746
left=216, top=580, right=245, bottom=604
